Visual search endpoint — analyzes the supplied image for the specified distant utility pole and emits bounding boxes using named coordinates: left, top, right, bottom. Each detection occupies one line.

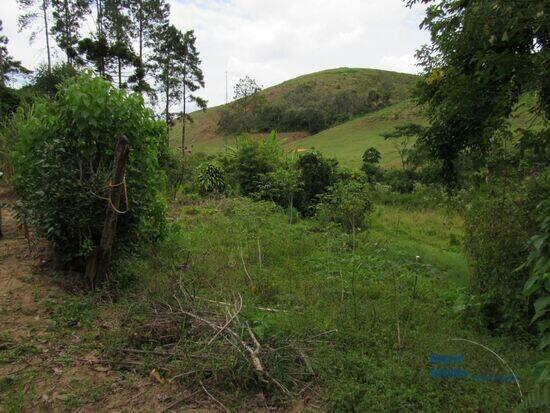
left=225, top=70, right=228, bottom=104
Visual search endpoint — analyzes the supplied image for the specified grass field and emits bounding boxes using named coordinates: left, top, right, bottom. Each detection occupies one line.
left=289, top=99, right=424, bottom=169
left=103, top=194, right=538, bottom=411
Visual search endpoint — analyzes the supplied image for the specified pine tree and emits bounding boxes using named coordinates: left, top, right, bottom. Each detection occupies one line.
left=150, top=24, right=183, bottom=129
left=179, top=30, right=207, bottom=155
left=0, top=20, right=30, bottom=86
left=17, top=0, right=53, bottom=75
left=51, top=0, right=91, bottom=65
left=104, top=0, right=135, bottom=88
left=127, top=0, right=169, bottom=94
left=77, top=0, right=109, bottom=77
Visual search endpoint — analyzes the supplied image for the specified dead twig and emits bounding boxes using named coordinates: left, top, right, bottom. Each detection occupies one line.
left=160, top=390, right=200, bottom=413
left=239, top=245, right=255, bottom=289
left=118, top=348, right=174, bottom=357
left=200, top=380, right=230, bottom=413
left=207, top=293, right=243, bottom=346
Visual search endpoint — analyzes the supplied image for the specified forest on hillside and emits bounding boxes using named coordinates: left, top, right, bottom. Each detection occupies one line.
left=0, top=0, right=549, bottom=412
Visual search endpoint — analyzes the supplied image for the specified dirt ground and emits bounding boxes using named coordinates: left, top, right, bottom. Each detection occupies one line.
left=0, top=186, right=219, bottom=412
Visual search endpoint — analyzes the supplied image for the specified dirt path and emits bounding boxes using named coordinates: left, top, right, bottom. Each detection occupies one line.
left=0, top=187, right=210, bottom=412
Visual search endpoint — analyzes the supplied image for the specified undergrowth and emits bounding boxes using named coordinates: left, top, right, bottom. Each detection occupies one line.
left=102, top=195, right=540, bottom=411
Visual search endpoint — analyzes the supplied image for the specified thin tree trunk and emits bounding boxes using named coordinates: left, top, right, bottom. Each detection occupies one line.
left=118, top=58, right=122, bottom=88
left=165, top=60, right=170, bottom=127
left=42, top=0, right=51, bottom=75
left=181, top=83, right=186, bottom=155
left=138, top=0, right=143, bottom=61
left=64, top=0, right=70, bottom=65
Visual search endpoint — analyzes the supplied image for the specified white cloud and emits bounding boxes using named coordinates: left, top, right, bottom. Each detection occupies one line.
left=380, top=53, right=420, bottom=74
left=1, top=0, right=429, bottom=106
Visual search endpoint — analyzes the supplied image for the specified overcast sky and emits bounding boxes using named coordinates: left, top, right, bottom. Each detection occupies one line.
left=0, top=0, right=429, bottom=107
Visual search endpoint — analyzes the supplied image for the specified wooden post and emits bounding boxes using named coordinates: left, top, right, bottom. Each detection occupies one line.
left=0, top=171, right=3, bottom=239
left=85, top=136, right=130, bottom=289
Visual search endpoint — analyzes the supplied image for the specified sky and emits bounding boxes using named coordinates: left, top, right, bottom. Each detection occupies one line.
left=0, top=0, right=429, bottom=108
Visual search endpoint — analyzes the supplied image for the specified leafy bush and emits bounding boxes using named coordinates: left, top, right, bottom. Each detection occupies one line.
left=225, top=133, right=284, bottom=196
left=12, top=74, right=167, bottom=266
left=197, top=160, right=226, bottom=195
left=521, top=197, right=550, bottom=409
left=295, top=151, right=338, bottom=214
left=317, top=180, right=373, bottom=233
left=361, top=147, right=383, bottom=184
left=362, top=147, right=381, bottom=164
left=255, top=165, right=302, bottom=222
left=464, top=193, right=532, bottom=332
left=383, top=169, right=415, bottom=194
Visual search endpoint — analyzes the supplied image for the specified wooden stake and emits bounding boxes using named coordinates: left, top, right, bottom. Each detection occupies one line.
left=86, top=136, right=130, bottom=289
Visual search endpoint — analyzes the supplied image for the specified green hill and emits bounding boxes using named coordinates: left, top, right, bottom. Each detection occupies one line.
left=170, top=70, right=542, bottom=171
left=289, top=99, right=424, bottom=169
left=170, top=67, right=419, bottom=152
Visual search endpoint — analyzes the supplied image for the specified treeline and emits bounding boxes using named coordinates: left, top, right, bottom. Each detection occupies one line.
left=218, top=79, right=392, bottom=135
left=0, top=0, right=207, bottom=147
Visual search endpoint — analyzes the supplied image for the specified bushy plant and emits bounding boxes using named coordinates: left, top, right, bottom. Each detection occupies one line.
left=383, top=169, right=415, bottom=194
left=227, top=133, right=284, bottom=195
left=296, top=151, right=338, bottom=214
left=317, top=180, right=373, bottom=233
left=197, top=160, right=226, bottom=195
left=12, top=74, right=167, bottom=266
left=255, top=165, right=302, bottom=222
left=362, top=147, right=381, bottom=164
left=361, top=148, right=383, bottom=184
left=520, top=197, right=550, bottom=409
left=464, top=193, right=532, bottom=332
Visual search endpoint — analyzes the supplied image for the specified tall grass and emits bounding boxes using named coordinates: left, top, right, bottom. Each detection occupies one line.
left=108, top=195, right=539, bottom=410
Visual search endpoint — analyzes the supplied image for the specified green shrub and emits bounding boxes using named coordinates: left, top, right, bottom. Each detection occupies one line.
left=317, top=180, right=373, bottom=233
left=464, top=193, right=532, bottom=332
left=384, top=169, right=415, bottom=194
left=197, top=160, right=226, bottom=195
left=521, top=197, right=550, bottom=409
left=230, top=133, right=284, bottom=195
left=362, top=147, right=381, bottom=164
left=12, top=74, right=167, bottom=266
left=296, top=151, right=338, bottom=214
left=361, top=162, right=384, bottom=184
left=255, top=165, right=302, bottom=222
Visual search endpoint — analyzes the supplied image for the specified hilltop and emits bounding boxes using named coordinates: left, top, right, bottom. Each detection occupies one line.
left=169, top=67, right=418, bottom=153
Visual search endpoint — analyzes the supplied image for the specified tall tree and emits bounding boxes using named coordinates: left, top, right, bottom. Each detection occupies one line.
left=407, top=0, right=549, bottom=187
left=104, top=0, right=135, bottom=88
left=179, top=30, right=207, bottom=155
left=0, top=20, right=30, bottom=86
left=79, top=0, right=135, bottom=84
left=51, top=0, right=91, bottom=65
left=150, top=24, right=183, bottom=131
left=127, top=0, right=169, bottom=94
left=17, top=0, right=52, bottom=75
left=78, top=0, right=108, bottom=77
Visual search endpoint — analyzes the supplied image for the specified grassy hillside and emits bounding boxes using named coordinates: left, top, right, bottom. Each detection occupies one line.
left=289, top=93, right=543, bottom=170
left=169, top=67, right=418, bottom=152
left=171, top=72, right=543, bottom=172
left=290, top=99, right=424, bottom=169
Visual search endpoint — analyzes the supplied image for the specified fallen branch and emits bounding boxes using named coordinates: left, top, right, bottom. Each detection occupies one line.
left=160, top=390, right=200, bottom=413
left=207, top=293, right=243, bottom=346
left=239, top=246, right=255, bottom=289
left=200, top=380, right=230, bottom=413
